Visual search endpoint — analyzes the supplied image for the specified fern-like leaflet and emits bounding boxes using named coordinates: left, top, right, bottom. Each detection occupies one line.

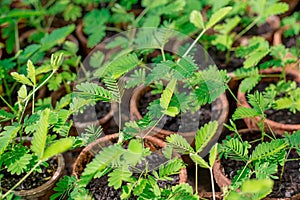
left=250, top=139, right=287, bottom=162
left=79, top=144, right=125, bottom=186
left=166, top=134, right=194, bottom=155
left=195, top=121, right=218, bottom=153
left=219, top=137, right=250, bottom=161
left=75, top=82, right=113, bottom=102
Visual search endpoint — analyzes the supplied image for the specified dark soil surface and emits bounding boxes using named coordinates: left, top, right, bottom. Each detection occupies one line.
left=86, top=153, right=180, bottom=199
left=265, top=109, right=300, bottom=124
left=208, top=47, right=244, bottom=72
left=221, top=132, right=300, bottom=198
left=282, top=35, right=300, bottom=48
left=138, top=91, right=212, bottom=132
left=1, top=157, right=58, bottom=191
left=72, top=101, right=111, bottom=123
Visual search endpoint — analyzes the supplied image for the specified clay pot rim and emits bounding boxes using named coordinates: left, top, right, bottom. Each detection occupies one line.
left=213, top=128, right=300, bottom=200
left=129, top=84, right=229, bottom=137
left=72, top=133, right=187, bottom=183
left=4, top=154, right=64, bottom=197
left=237, top=69, right=300, bottom=133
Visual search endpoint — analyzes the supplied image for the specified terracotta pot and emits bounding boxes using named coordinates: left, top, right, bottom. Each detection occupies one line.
left=199, top=192, right=223, bottom=199
left=5, top=154, right=65, bottom=200
left=213, top=129, right=300, bottom=200
left=130, top=84, right=229, bottom=157
left=237, top=69, right=300, bottom=134
left=72, top=133, right=188, bottom=183
left=75, top=22, right=91, bottom=55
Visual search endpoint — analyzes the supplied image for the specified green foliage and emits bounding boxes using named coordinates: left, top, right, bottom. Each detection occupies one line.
left=219, top=137, right=250, bottom=161
left=0, top=109, right=15, bottom=122
left=51, top=175, right=77, bottom=200
left=31, top=109, right=50, bottom=159
left=233, top=91, right=266, bottom=120
left=108, top=166, right=132, bottom=189
left=80, top=144, right=125, bottom=186
left=250, top=139, right=287, bottom=162
left=285, top=130, right=300, bottom=154
left=40, top=25, right=76, bottom=51
left=125, top=69, right=146, bottom=89
left=160, top=79, right=177, bottom=115
left=206, top=7, right=232, bottom=29
left=154, top=158, right=184, bottom=180
left=75, top=125, right=103, bottom=147
left=282, top=12, right=300, bottom=37
left=226, top=179, right=274, bottom=200
left=75, top=82, right=113, bottom=102
left=0, top=126, right=21, bottom=155
left=195, top=121, right=218, bottom=153
left=42, top=138, right=74, bottom=161
left=100, top=53, right=139, bottom=79
left=83, top=9, right=110, bottom=48
left=193, top=66, right=229, bottom=105
left=166, top=134, right=194, bottom=155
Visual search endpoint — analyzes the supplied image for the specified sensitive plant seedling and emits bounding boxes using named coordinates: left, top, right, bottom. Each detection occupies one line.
left=218, top=122, right=300, bottom=199
left=166, top=121, right=219, bottom=200
left=75, top=6, right=232, bottom=142
left=208, top=0, right=288, bottom=64
left=51, top=122, right=198, bottom=199
left=233, top=42, right=297, bottom=93
left=0, top=54, right=75, bottom=199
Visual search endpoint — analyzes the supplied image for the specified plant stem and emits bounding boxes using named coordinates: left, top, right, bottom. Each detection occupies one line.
left=280, top=148, right=291, bottom=181
left=182, top=29, right=206, bottom=58
left=236, top=17, right=260, bottom=40
left=195, top=163, right=198, bottom=194
left=0, top=95, right=16, bottom=113
left=209, top=168, right=216, bottom=200
left=32, top=85, right=35, bottom=114
left=106, top=27, right=123, bottom=33
left=234, top=161, right=250, bottom=184
left=161, top=47, right=166, bottom=62
left=227, top=87, right=240, bottom=105
left=133, top=7, right=149, bottom=27
left=117, top=101, right=123, bottom=144
left=23, top=70, right=56, bottom=102
left=143, top=114, right=164, bottom=139
left=2, top=161, right=42, bottom=199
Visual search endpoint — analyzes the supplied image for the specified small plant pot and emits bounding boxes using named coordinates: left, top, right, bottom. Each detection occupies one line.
left=3, top=154, right=65, bottom=200
left=130, top=84, right=229, bottom=157
left=73, top=133, right=187, bottom=183
left=72, top=133, right=188, bottom=198
left=237, top=69, right=300, bottom=134
left=213, top=129, right=300, bottom=199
